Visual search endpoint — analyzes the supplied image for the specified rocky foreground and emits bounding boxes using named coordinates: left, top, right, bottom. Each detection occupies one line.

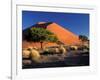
left=22, top=46, right=89, bottom=69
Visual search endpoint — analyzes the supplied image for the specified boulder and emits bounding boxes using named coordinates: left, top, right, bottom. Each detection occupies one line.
left=22, top=60, right=32, bottom=65
left=59, top=45, right=67, bottom=55
left=22, top=49, right=31, bottom=58
left=30, top=49, right=41, bottom=62
left=70, top=46, right=78, bottom=50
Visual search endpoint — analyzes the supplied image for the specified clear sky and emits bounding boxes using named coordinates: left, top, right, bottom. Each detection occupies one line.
left=22, top=11, right=89, bottom=37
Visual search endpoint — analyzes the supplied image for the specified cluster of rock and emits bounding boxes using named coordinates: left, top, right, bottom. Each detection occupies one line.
left=22, top=45, right=67, bottom=65
left=22, top=45, right=89, bottom=66
left=22, top=47, right=41, bottom=65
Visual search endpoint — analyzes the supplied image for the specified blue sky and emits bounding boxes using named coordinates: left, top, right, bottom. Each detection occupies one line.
left=22, top=11, right=89, bottom=37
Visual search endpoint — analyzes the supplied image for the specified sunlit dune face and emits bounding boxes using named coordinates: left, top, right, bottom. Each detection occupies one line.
left=47, top=23, right=81, bottom=45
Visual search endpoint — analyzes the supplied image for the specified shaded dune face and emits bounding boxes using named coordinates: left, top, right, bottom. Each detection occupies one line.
left=22, top=22, right=81, bottom=48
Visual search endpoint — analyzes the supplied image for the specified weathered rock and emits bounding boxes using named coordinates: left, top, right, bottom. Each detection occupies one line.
left=23, top=60, right=32, bottom=65
left=55, top=48, right=59, bottom=53
left=70, top=46, right=78, bottom=50
left=22, top=49, right=31, bottom=58
left=30, top=49, right=41, bottom=62
left=59, top=45, right=67, bottom=55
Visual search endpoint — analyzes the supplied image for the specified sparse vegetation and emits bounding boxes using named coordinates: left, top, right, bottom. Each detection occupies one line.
left=29, top=27, right=58, bottom=49
left=79, top=35, right=89, bottom=45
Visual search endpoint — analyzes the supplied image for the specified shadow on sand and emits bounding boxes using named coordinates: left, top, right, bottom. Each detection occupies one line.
left=22, top=52, right=89, bottom=69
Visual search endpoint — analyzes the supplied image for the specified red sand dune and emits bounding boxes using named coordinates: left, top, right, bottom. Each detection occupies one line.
left=22, top=22, right=81, bottom=48
left=47, top=23, right=80, bottom=45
